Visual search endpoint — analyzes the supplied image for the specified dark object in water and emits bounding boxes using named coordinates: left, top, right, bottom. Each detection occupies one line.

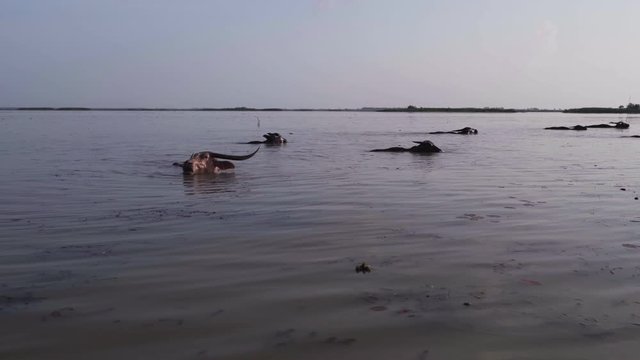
left=247, top=132, right=287, bottom=144
left=586, top=121, right=629, bottom=129
left=622, top=135, right=640, bottom=138
left=371, top=140, right=442, bottom=153
left=355, top=262, right=372, bottom=273
left=544, top=125, right=588, bottom=131
left=173, top=148, right=259, bottom=175
left=429, top=127, right=478, bottom=135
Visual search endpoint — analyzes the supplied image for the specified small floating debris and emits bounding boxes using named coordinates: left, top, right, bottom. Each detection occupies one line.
left=43, top=307, right=75, bottom=321
left=520, top=279, right=543, bottom=286
left=324, top=336, right=357, bottom=345
left=622, top=244, right=640, bottom=249
left=355, top=262, right=372, bottom=274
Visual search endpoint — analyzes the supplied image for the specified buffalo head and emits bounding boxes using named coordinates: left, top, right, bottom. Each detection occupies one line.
left=177, top=148, right=259, bottom=175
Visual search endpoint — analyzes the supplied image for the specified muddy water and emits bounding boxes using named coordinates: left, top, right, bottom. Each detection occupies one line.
left=1, top=110, right=640, bottom=359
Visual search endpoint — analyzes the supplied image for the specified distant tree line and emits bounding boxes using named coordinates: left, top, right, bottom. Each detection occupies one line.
left=564, top=103, right=640, bottom=114
left=9, top=104, right=638, bottom=113
left=378, top=105, right=518, bottom=113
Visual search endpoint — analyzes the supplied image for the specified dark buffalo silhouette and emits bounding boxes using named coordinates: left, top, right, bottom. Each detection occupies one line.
left=545, top=125, right=588, bottom=131
left=371, top=140, right=442, bottom=153
left=247, top=133, right=287, bottom=144
left=585, top=121, right=629, bottom=129
left=429, top=127, right=478, bottom=135
left=545, top=121, right=629, bottom=131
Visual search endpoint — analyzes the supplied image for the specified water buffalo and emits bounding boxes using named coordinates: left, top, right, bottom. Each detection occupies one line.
left=247, top=132, right=287, bottom=144
left=585, top=121, right=629, bottom=129
left=544, top=125, right=588, bottom=131
left=429, top=127, right=478, bottom=135
left=371, top=140, right=442, bottom=153
left=174, top=148, right=259, bottom=174
left=545, top=121, right=629, bottom=131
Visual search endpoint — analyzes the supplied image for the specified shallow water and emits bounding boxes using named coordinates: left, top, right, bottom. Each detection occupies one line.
left=2, top=110, right=640, bottom=359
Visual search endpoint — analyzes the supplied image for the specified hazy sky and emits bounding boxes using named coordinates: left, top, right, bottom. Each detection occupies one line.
left=1, top=0, right=639, bottom=108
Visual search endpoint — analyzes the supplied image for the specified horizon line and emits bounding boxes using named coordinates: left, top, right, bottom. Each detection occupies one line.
left=3, top=105, right=639, bottom=114
left=0, top=105, right=567, bottom=112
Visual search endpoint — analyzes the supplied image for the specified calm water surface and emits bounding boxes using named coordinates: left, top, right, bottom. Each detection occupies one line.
left=2, top=111, right=640, bottom=359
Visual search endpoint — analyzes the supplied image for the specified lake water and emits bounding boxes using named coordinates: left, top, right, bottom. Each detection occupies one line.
left=2, top=110, right=640, bottom=359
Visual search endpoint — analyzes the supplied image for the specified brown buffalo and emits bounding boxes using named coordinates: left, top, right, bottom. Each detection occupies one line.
left=174, top=148, right=259, bottom=174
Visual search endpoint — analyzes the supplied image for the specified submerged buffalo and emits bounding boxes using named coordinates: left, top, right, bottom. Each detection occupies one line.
left=545, top=121, right=629, bottom=131
left=545, top=125, right=587, bottom=131
left=174, top=148, right=259, bottom=174
left=585, top=121, right=629, bottom=129
left=247, top=132, right=287, bottom=144
left=429, top=127, right=478, bottom=135
left=371, top=140, right=442, bottom=153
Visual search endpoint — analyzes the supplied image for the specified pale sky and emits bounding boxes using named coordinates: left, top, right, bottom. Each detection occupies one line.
left=1, top=0, right=639, bottom=109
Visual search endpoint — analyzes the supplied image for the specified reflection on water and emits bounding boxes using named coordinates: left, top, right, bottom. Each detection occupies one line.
left=182, top=172, right=237, bottom=195
left=1, top=110, right=640, bottom=359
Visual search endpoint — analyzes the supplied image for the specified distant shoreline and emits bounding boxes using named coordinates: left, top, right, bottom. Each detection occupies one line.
left=1, top=106, right=639, bottom=114
left=0, top=106, right=555, bottom=113
left=562, top=107, right=640, bottom=114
